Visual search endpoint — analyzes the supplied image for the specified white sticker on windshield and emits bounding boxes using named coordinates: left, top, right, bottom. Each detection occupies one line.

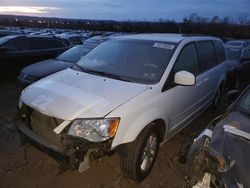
left=153, top=43, right=175, bottom=50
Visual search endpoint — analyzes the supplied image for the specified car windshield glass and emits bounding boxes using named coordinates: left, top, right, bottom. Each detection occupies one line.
left=56, top=45, right=91, bottom=63
left=75, top=39, right=176, bottom=84
left=234, top=88, right=250, bottom=116
left=226, top=48, right=241, bottom=60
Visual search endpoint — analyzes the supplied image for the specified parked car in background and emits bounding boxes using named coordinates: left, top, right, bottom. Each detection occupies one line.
left=224, top=44, right=250, bottom=89
left=56, top=33, right=83, bottom=45
left=17, top=34, right=227, bottom=181
left=186, top=85, right=250, bottom=188
left=82, top=33, right=125, bottom=49
left=0, top=35, right=71, bottom=76
left=18, top=44, right=93, bottom=87
left=82, top=35, right=109, bottom=49
left=0, top=30, right=22, bottom=37
left=238, top=48, right=250, bottom=90
left=225, top=40, right=250, bottom=48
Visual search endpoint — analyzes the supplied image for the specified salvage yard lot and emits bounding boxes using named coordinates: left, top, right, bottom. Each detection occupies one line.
left=0, top=80, right=217, bottom=188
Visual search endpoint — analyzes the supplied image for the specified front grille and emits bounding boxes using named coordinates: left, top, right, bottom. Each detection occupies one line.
left=20, top=104, right=64, bottom=147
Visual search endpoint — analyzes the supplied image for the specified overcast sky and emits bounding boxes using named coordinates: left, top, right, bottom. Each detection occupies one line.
left=0, top=0, right=249, bottom=21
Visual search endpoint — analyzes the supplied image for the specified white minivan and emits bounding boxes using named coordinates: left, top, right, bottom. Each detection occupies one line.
left=17, top=34, right=227, bottom=181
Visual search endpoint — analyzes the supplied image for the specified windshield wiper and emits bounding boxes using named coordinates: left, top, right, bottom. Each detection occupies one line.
left=73, top=65, right=133, bottom=82
left=89, top=70, right=133, bottom=82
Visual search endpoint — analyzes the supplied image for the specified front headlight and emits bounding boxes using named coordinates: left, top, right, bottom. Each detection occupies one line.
left=68, top=118, right=120, bottom=142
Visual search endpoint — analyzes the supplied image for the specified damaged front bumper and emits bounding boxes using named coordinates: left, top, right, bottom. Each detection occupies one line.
left=16, top=119, right=113, bottom=172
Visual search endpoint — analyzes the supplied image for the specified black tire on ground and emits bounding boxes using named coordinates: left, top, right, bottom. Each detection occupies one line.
left=120, top=124, right=160, bottom=181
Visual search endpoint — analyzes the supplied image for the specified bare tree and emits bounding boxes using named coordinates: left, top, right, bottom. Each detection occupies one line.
left=237, top=13, right=248, bottom=25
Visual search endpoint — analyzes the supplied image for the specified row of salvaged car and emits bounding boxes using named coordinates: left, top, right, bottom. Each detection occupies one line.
left=0, top=31, right=124, bottom=78
left=0, top=26, right=112, bottom=44
left=1, top=32, right=249, bottom=183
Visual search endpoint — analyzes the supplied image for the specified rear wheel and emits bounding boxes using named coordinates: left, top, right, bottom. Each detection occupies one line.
left=120, top=125, right=160, bottom=181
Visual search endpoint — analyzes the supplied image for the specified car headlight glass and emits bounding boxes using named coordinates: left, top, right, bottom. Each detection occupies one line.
left=68, top=118, right=120, bottom=142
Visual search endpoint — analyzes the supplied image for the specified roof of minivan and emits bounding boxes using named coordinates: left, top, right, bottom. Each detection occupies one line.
left=113, top=33, right=218, bottom=43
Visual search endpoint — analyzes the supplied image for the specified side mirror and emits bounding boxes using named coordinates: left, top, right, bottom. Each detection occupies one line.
left=174, top=71, right=195, bottom=86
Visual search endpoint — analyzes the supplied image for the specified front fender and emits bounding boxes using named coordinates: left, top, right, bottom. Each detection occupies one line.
left=111, top=108, right=169, bottom=148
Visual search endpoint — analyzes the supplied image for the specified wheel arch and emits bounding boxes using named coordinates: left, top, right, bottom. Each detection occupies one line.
left=112, top=115, right=168, bottom=150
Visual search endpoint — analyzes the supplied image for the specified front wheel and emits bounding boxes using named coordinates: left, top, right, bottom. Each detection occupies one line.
left=120, top=125, right=160, bottom=181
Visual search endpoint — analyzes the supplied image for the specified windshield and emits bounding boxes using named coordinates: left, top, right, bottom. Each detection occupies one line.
left=226, top=48, right=241, bottom=60
left=234, top=88, right=250, bottom=116
left=56, top=45, right=92, bottom=63
left=75, top=39, right=176, bottom=84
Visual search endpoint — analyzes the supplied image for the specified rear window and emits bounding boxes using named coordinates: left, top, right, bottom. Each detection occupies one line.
left=213, top=40, right=226, bottom=63
left=196, top=41, right=217, bottom=73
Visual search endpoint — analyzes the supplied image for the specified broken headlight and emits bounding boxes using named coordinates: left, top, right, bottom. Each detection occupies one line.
left=68, top=118, right=120, bottom=142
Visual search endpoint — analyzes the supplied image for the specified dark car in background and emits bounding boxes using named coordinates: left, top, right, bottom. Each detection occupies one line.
left=224, top=44, right=250, bottom=89
left=225, top=40, right=250, bottom=48
left=0, top=35, right=71, bottom=76
left=56, top=33, right=83, bottom=45
left=186, top=85, right=250, bottom=188
left=18, top=44, right=93, bottom=87
left=18, top=34, right=122, bottom=87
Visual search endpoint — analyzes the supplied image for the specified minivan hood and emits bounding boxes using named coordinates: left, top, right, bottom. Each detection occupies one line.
left=21, top=68, right=148, bottom=120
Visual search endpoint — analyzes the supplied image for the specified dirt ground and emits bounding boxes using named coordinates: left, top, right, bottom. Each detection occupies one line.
left=0, top=81, right=219, bottom=188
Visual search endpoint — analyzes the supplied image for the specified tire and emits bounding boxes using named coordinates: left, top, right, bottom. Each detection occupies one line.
left=120, top=125, right=160, bottom=181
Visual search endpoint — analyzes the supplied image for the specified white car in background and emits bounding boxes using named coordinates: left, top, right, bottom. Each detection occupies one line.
left=17, top=34, right=227, bottom=181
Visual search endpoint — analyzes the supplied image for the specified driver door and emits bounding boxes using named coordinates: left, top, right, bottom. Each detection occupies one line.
left=163, top=43, right=204, bottom=134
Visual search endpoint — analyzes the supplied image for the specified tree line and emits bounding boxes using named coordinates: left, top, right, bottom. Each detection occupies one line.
left=0, top=13, right=250, bottom=39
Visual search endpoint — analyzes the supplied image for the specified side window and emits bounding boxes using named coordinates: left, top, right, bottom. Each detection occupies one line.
left=196, top=41, right=217, bottom=73
left=213, top=40, right=226, bottom=64
left=4, top=38, right=30, bottom=51
left=29, top=38, right=45, bottom=50
left=27, top=38, right=66, bottom=50
left=43, top=39, right=66, bottom=49
left=173, top=43, right=197, bottom=75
